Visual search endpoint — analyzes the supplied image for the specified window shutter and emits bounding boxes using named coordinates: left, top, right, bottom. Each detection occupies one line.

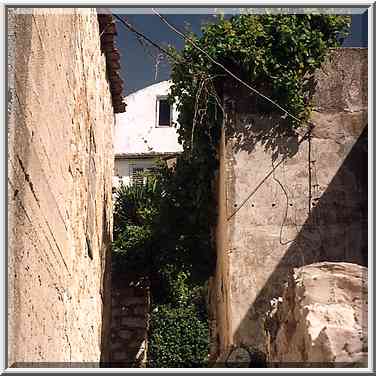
left=132, top=167, right=144, bottom=186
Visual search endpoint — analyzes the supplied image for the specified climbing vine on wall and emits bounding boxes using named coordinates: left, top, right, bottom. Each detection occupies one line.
left=170, top=14, right=350, bottom=138
left=113, top=13, right=350, bottom=367
left=164, top=12, right=349, bottom=365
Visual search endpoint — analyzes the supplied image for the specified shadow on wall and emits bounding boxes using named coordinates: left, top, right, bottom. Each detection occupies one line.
left=8, top=13, right=34, bottom=365
left=109, top=274, right=150, bottom=367
left=100, top=190, right=112, bottom=365
left=225, top=90, right=300, bottom=163
left=232, top=125, right=368, bottom=364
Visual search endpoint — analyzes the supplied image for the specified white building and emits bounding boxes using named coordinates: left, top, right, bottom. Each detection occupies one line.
left=113, top=80, right=183, bottom=187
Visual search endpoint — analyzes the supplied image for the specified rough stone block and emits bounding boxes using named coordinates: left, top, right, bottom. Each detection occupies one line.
left=112, top=351, right=128, bottom=361
left=120, top=297, right=145, bottom=307
left=121, top=317, right=147, bottom=328
left=213, top=48, right=368, bottom=360
left=133, top=305, right=148, bottom=316
left=118, top=330, right=132, bottom=340
left=266, top=262, right=368, bottom=366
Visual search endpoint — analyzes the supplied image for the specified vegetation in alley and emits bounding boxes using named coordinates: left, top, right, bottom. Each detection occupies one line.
left=113, top=169, right=211, bottom=367
left=112, top=13, right=350, bottom=367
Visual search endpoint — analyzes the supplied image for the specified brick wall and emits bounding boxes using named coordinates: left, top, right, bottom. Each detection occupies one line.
left=7, top=8, right=114, bottom=365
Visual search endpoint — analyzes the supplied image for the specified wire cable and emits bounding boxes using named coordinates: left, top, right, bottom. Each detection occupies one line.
left=271, top=160, right=295, bottom=246
left=113, top=14, right=181, bottom=63
left=152, top=9, right=314, bottom=128
left=114, top=11, right=318, bottom=223
left=115, top=10, right=315, bottom=133
left=227, top=125, right=313, bottom=221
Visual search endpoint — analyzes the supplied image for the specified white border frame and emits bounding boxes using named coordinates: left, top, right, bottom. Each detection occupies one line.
left=1, top=2, right=373, bottom=373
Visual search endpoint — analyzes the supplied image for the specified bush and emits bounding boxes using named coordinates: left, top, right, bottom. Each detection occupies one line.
left=148, top=303, right=209, bottom=367
left=113, top=175, right=161, bottom=235
left=112, top=225, right=152, bottom=275
left=112, top=166, right=211, bottom=367
left=154, top=264, right=191, bottom=306
left=170, top=14, right=350, bottom=132
left=112, top=175, right=161, bottom=277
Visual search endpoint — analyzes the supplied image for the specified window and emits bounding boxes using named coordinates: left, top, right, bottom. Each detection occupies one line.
left=156, top=97, right=172, bottom=127
left=131, top=166, right=158, bottom=186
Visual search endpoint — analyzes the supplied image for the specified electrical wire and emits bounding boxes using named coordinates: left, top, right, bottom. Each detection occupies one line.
left=151, top=9, right=314, bottom=128
left=115, top=10, right=315, bottom=133
left=114, top=11, right=318, bottom=223
left=271, top=160, right=295, bottom=246
left=112, top=14, right=181, bottom=63
left=227, top=126, right=313, bottom=221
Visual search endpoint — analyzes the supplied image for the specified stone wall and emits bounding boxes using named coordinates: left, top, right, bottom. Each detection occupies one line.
left=8, top=8, right=114, bottom=366
left=110, top=276, right=150, bottom=367
left=212, top=48, right=368, bottom=359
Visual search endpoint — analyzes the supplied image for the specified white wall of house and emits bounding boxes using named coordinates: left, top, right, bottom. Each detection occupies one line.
left=114, top=80, right=183, bottom=155
left=113, top=80, right=183, bottom=188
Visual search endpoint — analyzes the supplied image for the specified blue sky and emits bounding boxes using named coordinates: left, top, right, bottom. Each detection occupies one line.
left=114, top=11, right=368, bottom=95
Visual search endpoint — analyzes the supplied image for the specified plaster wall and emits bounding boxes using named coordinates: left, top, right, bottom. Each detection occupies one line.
left=210, top=132, right=232, bottom=358
left=114, top=81, right=183, bottom=155
left=214, top=48, right=368, bottom=355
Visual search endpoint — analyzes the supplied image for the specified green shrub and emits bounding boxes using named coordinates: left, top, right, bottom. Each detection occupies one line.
left=153, top=264, right=191, bottom=306
left=112, top=225, right=152, bottom=275
left=113, top=175, right=160, bottom=234
left=112, top=168, right=211, bottom=367
left=170, top=14, right=350, bottom=132
left=148, top=303, right=209, bottom=368
left=112, top=175, right=161, bottom=277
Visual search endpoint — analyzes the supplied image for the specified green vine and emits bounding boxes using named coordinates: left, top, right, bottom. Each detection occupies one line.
left=113, top=14, right=350, bottom=367
left=164, top=13, right=349, bottom=365
left=165, top=13, right=350, bottom=279
left=170, top=14, right=350, bottom=136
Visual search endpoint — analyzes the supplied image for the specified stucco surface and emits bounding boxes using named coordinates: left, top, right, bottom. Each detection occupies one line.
left=214, top=48, right=368, bottom=357
left=114, top=81, right=182, bottom=155
left=8, top=8, right=114, bottom=365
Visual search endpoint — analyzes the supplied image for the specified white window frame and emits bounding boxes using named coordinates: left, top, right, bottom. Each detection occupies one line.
left=155, top=95, right=172, bottom=127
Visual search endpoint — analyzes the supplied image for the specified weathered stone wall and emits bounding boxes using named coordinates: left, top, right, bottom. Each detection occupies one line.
left=8, top=8, right=114, bottom=365
left=266, top=262, right=368, bottom=366
left=213, top=48, right=368, bottom=358
left=110, top=276, right=150, bottom=367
